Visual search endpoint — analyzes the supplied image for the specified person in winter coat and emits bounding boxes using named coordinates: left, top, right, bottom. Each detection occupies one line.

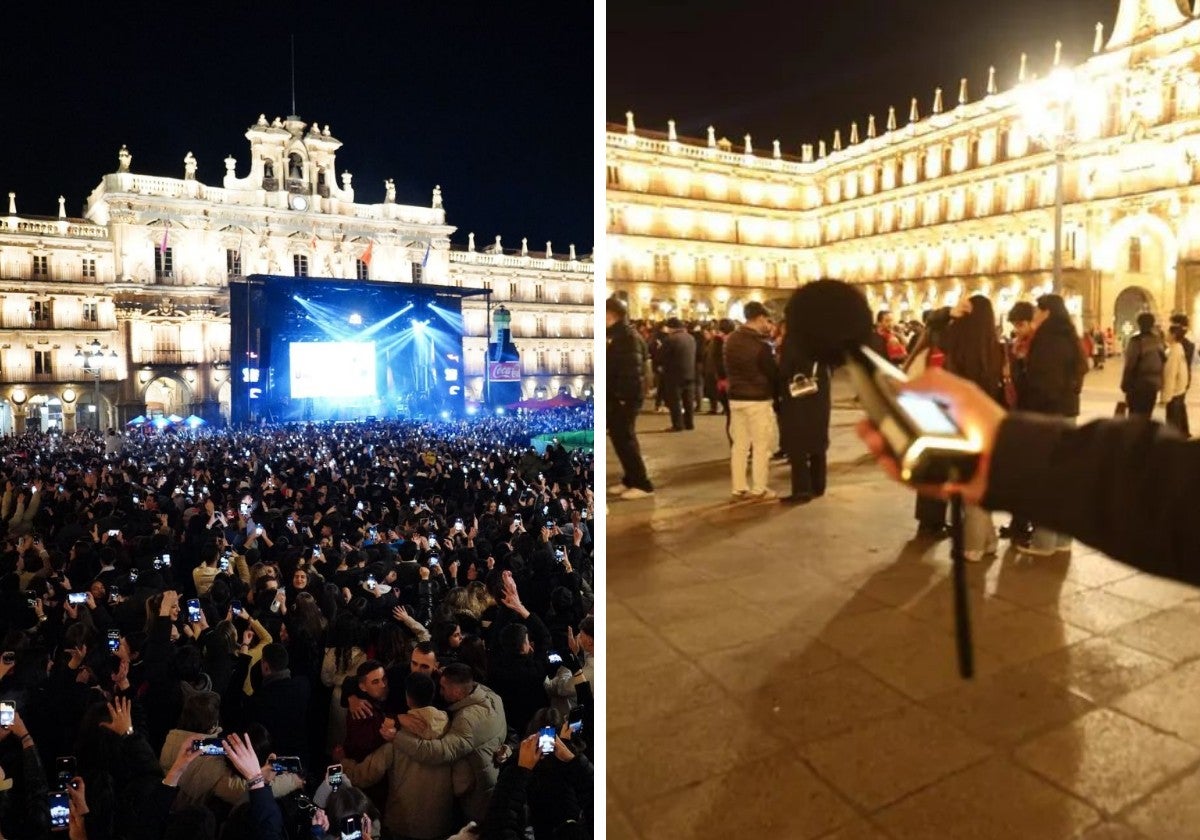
left=1163, top=324, right=1190, bottom=435
left=605, top=298, right=654, bottom=500
left=724, top=302, right=780, bottom=499
left=777, top=311, right=831, bottom=505
left=388, top=663, right=507, bottom=824
left=657, top=318, right=697, bottom=432
left=1023, top=294, right=1089, bottom=556
left=1122, top=312, right=1165, bottom=419
left=702, top=321, right=732, bottom=415
left=940, top=296, right=1006, bottom=562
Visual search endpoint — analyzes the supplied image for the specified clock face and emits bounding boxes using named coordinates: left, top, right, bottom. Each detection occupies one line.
left=291, top=195, right=308, bottom=211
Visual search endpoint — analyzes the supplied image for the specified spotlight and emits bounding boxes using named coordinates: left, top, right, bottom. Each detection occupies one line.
left=466, top=404, right=478, bottom=416
left=412, top=319, right=426, bottom=333
left=495, top=407, right=505, bottom=416
left=348, top=313, right=363, bottom=325
left=439, top=410, right=451, bottom=421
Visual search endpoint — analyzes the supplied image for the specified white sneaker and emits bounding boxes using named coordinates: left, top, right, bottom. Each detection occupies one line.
left=620, top=487, right=654, bottom=500
left=608, top=483, right=629, bottom=495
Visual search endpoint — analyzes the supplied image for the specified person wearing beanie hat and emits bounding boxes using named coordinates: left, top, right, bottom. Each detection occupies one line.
left=605, top=297, right=654, bottom=500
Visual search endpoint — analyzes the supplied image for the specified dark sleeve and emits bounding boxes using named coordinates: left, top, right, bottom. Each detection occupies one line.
left=246, top=785, right=287, bottom=840
left=757, top=341, right=780, bottom=392
left=562, top=754, right=594, bottom=827
left=1025, top=338, right=1070, bottom=410
left=1121, top=337, right=1140, bottom=391
left=521, top=610, right=552, bottom=653
left=127, top=783, right=180, bottom=840
left=20, top=742, right=50, bottom=836
left=478, top=762, right=532, bottom=840
left=983, top=413, right=1200, bottom=583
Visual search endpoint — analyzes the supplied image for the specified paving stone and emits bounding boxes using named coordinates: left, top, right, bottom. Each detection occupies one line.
left=608, top=696, right=784, bottom=805
left=1124, top=766, right=1200, bottom=839
left=971, top=607, right=1092, bottom=667
left=1020, top=637, right=1174, bottom=704
left=625, top=752, right=857, bottom=840
left=873, top=756, right=1100, bottom=840
left=1015, top=709, right=1200, bottom=814
left=1109, top=605, right=1200, bottom=664
left=800, top=705, right=992, bottom=810
left=1036, top=588, right=1158, bottom=635
left=1111, top=660, right=1200, bottom=749
left=608, top=657, right=728, bottom=730
left=926, top=664, right=1094, bottom=747
left=1101, top=575, right=1200, bottom=610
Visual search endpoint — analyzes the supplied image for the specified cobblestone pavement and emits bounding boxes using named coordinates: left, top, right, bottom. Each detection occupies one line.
left=606, top=363, right=1200, bottom=840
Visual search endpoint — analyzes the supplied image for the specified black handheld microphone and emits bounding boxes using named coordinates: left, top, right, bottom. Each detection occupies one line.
left=787, top=279, right=977, bottom=678
left=787, top=280, right=981, bottom=485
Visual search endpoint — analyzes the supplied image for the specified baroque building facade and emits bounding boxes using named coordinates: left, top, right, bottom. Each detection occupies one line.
left=606, top=0, right=1200, bottom=342
left=0, top=114, right=592, bottom=434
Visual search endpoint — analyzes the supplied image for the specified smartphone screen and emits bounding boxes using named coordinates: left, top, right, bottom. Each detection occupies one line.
left=231, top=600, right=241, bottom=615
left=538, top=725, right=555, bottom=755
left=68, top=592, right=88, bottom=606
left=895, top=392, right=962, bottom=437
left=327, top=764, right=343, bottom=788
left=107, top=630, right=120, bottom=652
left=48, top=791, right=69, bottom=830
left=55, top=756, right=77, bottom=791
left=340, top=815, right=363, bottom=840
left=187, top=599, right=201, bottom=623
left=0, top=702, right=13, bottom=728
left=193, top=738, right=225, bottom=755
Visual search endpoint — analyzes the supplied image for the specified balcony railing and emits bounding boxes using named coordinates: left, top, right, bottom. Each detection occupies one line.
left=133, top=349, right=204, bottom=366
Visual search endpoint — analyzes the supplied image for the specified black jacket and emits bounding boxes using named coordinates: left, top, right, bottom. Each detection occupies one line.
left=658, top=330, right=697, bottom=383
left=1024, top=317, right=1085, bottom=417
left=777, top=337, right=831, bottom=456
left=724, top=326, right=778, bottom=401
left=606, top=321, right=647, bottom=404
left=245, top=670, right=312, bottom=769
left=985, top=414, right=1200, bottom=584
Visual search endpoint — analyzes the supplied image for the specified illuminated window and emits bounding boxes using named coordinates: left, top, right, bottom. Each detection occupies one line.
left=32, top=255, right=48, bottom=278
left=560, top=351, right=571, bottom=373
left=82, top=303, right=98, bottom=323
left=534, top=284, right=546, bottom=302
left=653, top=254, right=671, bottom=280
left=31, top=300, right=52, bottom=326
left=226, top=249, right=242, bottom=276
left=34, top=350, right=52, bottom=375
left=1128, top=237, right=1142, bottom=273
left=155, top=247, right=173, bottom=280
left=81, top=258, right=96, bottom=278
left=412, top=262, right=424, bottom=283
left=356, top=259, right=369, bottom=280
left=293, top=255, right=309, bottom=276
left=606, top=165, right=620, bottom=186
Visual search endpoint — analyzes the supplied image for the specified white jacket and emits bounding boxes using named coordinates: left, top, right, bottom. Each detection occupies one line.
left=1163, top=342, right=1189, bottom=403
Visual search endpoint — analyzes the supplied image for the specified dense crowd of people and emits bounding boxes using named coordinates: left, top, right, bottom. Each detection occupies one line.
left=0, top=409, right=596, bottom=840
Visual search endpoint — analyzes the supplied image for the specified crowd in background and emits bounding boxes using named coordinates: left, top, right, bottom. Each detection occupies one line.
left=0, top=409, right=595, bottom=840
left=608, top=294, right=1196, bottom=548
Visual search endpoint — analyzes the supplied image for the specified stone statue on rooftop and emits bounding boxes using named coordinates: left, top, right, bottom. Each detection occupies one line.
left=184, top=152, right=197, bottom=181
left=118, top=145, right=132, bottom=173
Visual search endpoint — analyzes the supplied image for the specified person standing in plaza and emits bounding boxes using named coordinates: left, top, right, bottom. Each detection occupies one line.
left=659, top=317, right=697, bottom=432
left=1022, top=294, right=1089, bottom=556
left=999, top=302, right=1036, bottom=545
left=724, top=302, right=780, bottom=499
left=941, top=295, right=1006, bottom=561
left=1170, top=313, right=1194, bottom=436
left=1163, top=324, right=1190, bottom=436
left=871, top=311, right=907, bottom=365
left=606, top=297, right=654, bottom=500
left=778, top=307, right=831, bottom=505
left=1121, top=312, right=1165, bottom=420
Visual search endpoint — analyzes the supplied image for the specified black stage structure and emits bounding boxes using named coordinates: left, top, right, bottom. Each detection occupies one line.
left=230, top=275, right=490, bottom=425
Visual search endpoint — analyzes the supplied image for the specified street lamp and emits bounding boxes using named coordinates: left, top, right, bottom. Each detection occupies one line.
left=1018, top=66, right=1077, bottom=293
left=74, top=339, right=118, bottom=431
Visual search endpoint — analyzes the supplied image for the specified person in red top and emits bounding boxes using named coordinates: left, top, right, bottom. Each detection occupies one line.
left=870, top=311, right=908, bottom=364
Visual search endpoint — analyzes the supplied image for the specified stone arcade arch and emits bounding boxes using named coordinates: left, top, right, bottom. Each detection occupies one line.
left=142, top=374, right=193, bottom=419
left=1094, top=212, right=1177, bottom=335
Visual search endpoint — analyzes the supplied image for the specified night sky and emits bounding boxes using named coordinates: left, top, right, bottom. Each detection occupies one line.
left=608, top=0, right=1121, bottom=152
left=1, top=0, right=593, bottom=254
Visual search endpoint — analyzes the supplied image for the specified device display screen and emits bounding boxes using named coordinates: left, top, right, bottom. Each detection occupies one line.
left=48, top=791, right=69, bottom=830
left=538, top=725, right=555, bottom=755
left=896, top=392, right=961, bottom=436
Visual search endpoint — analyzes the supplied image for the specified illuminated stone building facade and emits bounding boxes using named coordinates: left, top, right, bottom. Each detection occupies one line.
left=606, top=0, right=1200, bottom=339
left=0, top=114, right=592, bottom=433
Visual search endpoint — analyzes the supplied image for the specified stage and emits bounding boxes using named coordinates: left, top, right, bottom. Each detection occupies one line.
left=230, top=275, right=489, bottom=425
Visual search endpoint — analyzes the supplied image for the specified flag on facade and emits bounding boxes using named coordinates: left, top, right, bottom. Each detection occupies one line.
left=422, top=242, right=431, bottom=267
left=310, top=226, right=318, bottom=251
left=361, top=240, right=374, bottom=266
left=158, top=222, right=170, bottom=253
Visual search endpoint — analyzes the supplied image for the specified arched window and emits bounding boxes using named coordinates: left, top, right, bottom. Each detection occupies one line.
left=1129, top=237, right=1142, bottom=273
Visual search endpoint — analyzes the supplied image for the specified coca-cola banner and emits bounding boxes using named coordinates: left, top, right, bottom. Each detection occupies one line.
left=488, top=361, right=521, bottom=381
